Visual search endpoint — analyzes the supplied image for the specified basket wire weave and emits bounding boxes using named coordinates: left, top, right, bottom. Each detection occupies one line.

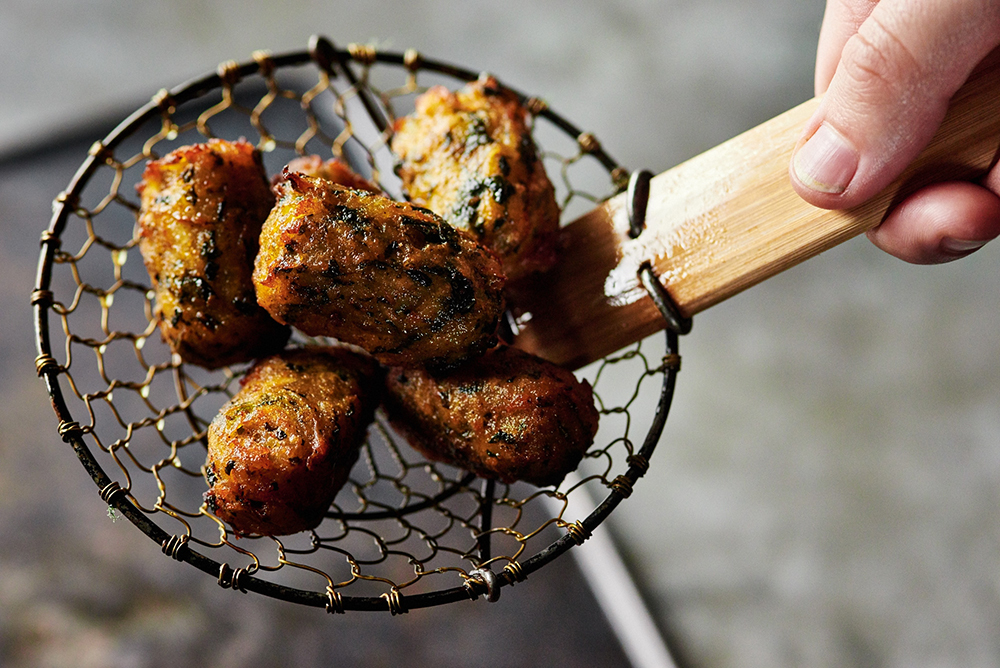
left=32, top=35, right=683, bottom=613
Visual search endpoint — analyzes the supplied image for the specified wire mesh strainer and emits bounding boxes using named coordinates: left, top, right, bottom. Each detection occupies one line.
left=32, top=35, right=686, bottom=613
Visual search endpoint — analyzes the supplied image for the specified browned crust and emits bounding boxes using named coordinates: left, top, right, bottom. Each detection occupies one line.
left=137, top=138, right=289, bottom=368
left=204, top=346, right=382, bottom=536
left=383, top=345, right=599, bottom=487
left=253, top=174, right=506, bottom=368
left=391, top=75, right=560, bottom=281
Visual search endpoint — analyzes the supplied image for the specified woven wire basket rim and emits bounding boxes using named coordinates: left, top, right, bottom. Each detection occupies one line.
left=31, top=35, right=682, bottom=613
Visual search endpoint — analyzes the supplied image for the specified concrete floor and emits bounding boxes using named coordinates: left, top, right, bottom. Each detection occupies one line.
left=3, top=2, right=1000, bottom=667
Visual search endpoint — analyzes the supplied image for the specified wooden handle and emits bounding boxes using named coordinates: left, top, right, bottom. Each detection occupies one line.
left=510, top=57, right=1000, bottom=369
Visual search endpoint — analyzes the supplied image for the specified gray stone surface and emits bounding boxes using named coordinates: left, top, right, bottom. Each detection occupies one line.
left=3, top=1, right=1000, bottom=667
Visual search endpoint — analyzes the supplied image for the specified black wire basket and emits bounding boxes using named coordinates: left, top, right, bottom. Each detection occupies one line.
left=32, top=35, right=685, bottom=614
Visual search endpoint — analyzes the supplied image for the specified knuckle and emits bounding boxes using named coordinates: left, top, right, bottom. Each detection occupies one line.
left=839, top=14, right=922, bottom=94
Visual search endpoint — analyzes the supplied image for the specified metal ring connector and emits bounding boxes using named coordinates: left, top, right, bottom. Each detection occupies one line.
left=403, top=48, right=422, bottom=71
left=466, top=568, right=501, bottom=602
left=626, top=454, right=650, bottom=475
left=381, top=589, right=407, bottom=615
left=502, top=561, right=526, bottom=585
left=577, top=132, right=600, bottom=154
left=660, top=353, right=682, bottom=372
left=152, top=88, right=176, bottom=112
left=566, top=520, right=591, bottom=546
left=100, top=480, right=125, bottom=505
left=88, top=141, right=112, bottom=162
left=31, top=289, right=54, bottom=307
left=611, top=166, right=630, bottom=192
left=526, top=96, right=548, bottom=116
left=217, top=60, right=241, bottom=87
left=161, top=534, right=189, bottom=561
left=217, top=563, right=232, bottom=588
left=348, top=43, right=377, bottom=67
left=610, top=475, right=634, bottom=499
left=252, top=50, right=274, bottom=76
left=53, top=191, right=79, bottom=213
left=218, top=563, right=248, bottom=593
left=325, top=586, right=345, bottom=614
left=57, top=420, right=84, bottom=442
left=35, top=354, right=60, bottom=377
left=39, top=229, right=61, bottom=248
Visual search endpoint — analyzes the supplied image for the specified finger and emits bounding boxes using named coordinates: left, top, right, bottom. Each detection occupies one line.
left=792, top=0, right=1000, bottom=208
left=866, top=181, right=1000, bottom=264
left=814, top=0, right=879, bottom=94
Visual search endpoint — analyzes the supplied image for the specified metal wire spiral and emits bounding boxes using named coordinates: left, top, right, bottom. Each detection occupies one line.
left=32, top=35, right=684, bottom=613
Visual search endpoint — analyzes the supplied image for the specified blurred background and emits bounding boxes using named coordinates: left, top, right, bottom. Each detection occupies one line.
left=3, top=1, right=1000, bottom=667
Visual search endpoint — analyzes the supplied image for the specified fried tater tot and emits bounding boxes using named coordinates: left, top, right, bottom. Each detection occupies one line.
left=137, top=138, right=289, bottom=368
left=253, top=173, right=506, bottom=369
left=204, top=346, right=381, bottom=536
left=383, top=345, right=600, bottom=487
left=391, top=75, right=561, bottom=281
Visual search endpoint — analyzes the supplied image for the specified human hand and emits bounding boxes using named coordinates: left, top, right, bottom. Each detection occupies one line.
left=790, top=0, right=1000, bottom=263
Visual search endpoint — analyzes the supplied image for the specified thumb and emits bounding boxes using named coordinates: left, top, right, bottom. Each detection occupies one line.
left=791, top=0, right=1000, bottom=209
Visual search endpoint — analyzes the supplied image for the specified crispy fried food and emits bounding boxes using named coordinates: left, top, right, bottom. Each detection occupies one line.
left=391, top=75, right=560, bottom=281
left=271, top=155, right=380, bottom=194
left=383, top=345, right=599, bottom=487
left=204, top=346, right=382, bottom=536
left=253, top=173, right=506, bottom=368
left=137, top=138, right=289, bottom=368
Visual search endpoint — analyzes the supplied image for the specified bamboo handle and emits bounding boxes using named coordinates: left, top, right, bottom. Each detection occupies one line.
left=510, top=57, right=1000, bottom=370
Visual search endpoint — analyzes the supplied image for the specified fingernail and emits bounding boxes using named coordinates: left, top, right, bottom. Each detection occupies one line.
left=940, top=237, right=989, bottom=256
left=793, top=123, right=859, bottom=194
